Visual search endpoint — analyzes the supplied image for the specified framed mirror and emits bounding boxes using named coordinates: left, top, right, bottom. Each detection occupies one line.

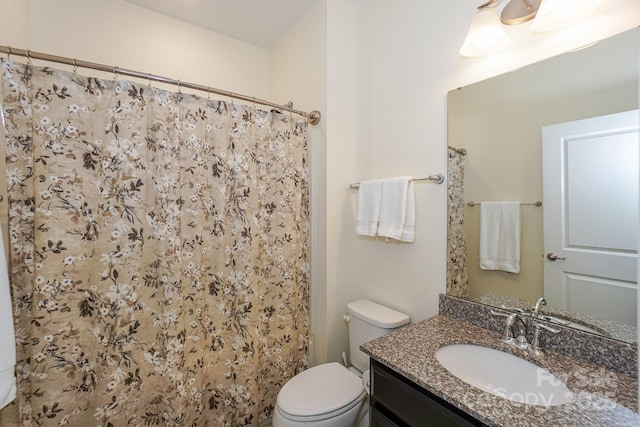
left=447, top=27, right=639, bottom=343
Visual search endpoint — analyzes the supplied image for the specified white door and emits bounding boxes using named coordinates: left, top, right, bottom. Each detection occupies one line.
left=542, top=110, right=639, bottom=326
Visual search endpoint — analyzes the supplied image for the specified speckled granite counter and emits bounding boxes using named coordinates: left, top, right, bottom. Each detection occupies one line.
left=362, top=315, right=639, bottom=427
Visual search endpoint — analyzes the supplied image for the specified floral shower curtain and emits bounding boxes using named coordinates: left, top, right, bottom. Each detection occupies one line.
left=0, top=59, right=310, bottom=426
left=446, top=148, right=469, bottom=298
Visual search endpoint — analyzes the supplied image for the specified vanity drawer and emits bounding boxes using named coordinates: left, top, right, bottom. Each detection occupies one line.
left=370, top=359, right=485, bottom=427
left=370, top=406, right=400, bottom=427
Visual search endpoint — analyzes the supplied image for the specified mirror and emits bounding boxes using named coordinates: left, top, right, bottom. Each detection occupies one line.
left=447, top=28, right=639, bottom=343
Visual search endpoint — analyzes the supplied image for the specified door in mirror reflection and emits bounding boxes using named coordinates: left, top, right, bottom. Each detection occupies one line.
left=542, top=110, right=639, bottom=326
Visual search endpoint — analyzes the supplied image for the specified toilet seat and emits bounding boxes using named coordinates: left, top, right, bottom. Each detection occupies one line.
left=277, top=362, right=366, bottom=422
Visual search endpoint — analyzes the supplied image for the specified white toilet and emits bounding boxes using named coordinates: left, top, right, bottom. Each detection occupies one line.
left=272, top=299, right=410, bottom=427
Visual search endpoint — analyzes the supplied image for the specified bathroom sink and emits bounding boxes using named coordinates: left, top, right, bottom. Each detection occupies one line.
left=435, top=344, right=573, bottom=406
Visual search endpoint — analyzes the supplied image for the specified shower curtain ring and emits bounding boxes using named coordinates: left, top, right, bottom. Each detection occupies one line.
left=73, top=58, right=78, bottom=74
left=112, top=66, right=118, bottom=81
left=6, top=46, right=11, bottom=59
left=25, top=50, right=32, bottom=65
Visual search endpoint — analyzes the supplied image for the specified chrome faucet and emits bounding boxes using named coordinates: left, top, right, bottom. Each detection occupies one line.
left=532, top=297, right=546, bottom=318
left=491, top=310, right=526, bottom=347
left=491, top=309, right=560, bottom=355
left=501, top=312, right=518, bottom=342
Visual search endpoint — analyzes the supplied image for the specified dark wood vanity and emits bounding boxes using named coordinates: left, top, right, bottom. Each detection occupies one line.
left=370, top=359, right=486, bottom=427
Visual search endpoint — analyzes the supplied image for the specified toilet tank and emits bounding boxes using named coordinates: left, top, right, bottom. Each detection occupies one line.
left=346, top=299, right=410, bottom=373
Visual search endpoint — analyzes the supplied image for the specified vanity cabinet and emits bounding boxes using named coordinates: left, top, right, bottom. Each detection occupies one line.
left=370, top=359, right=487, bottom=427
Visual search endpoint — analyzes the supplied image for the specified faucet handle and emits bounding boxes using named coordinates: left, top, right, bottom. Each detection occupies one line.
left=535, top=322, right=561, bottom=334
left=538, top=314, right=571, bottom=326
left=490, top=309, right=511, bottom=317
left=499, top=305, right=526, bottom=314
left=529, top=322, right=561, bottom=355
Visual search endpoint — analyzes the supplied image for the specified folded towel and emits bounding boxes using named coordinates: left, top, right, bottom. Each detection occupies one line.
left=400, top=180, right=415, bottom=242
left=356, top=179, right=383, bottom=237
left=479, top=202, right=521, bottom=274
left=0, top=226, right=16, bottom=409
left=378, top=177, right=412, bottom=241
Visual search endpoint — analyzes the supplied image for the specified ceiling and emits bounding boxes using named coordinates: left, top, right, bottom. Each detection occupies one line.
left=125, top=0, right=318, bottom=49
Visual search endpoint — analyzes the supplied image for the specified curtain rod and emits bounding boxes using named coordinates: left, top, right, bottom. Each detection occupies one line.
left=0, top=45, right=321, bottom=126
left=467, top=201, right=542, bottom=207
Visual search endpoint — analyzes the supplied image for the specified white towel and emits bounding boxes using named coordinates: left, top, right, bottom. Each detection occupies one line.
left=400, top=181, right=415, bottom=242
left=356, top=179, right=383, bottom=236
left=0, top=226, right=16, bottom=409
left=378, top=177, right=413, bottom=241
left=479, top=202, right=521, bottom=274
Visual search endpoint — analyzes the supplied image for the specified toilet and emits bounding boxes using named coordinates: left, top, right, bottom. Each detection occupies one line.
left=272, top=299, right=410, bottom=427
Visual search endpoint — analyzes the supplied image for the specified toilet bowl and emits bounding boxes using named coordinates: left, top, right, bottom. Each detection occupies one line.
left=272, top=300, right=409, bottom=427
left=272, top=363, right=367, bottom=427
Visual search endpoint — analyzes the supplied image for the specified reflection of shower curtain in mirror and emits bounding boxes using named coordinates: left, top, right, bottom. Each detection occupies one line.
left=0, top=59, right=310, bottom=426
left=447, top=149, right=469, bottom=297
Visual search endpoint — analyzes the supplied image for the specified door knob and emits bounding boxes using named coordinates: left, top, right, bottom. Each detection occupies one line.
left=546, top=252, right=566, bottom=261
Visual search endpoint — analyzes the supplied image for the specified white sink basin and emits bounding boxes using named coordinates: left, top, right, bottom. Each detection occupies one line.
left=436, top=344, right=573, bottom=407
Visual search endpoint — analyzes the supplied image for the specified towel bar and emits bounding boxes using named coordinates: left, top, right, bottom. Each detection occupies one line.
left=349, top=174, right=444, bottom=189
left=467, top=201, right=542, bottom=207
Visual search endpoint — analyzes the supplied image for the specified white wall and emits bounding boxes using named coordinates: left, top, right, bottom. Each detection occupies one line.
left=271, top=0, right=358, bottom=366
left=323, top=0, right=359, bottom=366
left=270, top=0, right=330, bottom=366
left=0, top=0, right=271, bottom=97
left=351, top=0, right=460, bottom=330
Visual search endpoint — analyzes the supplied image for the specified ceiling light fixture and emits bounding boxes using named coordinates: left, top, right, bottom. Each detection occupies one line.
left=460, top=0, right=601, bottom=58
left=460, top=0, right=540, bottom=57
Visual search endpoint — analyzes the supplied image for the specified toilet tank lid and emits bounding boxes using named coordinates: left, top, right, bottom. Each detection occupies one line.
left=347, top=300, right=410, bottom=328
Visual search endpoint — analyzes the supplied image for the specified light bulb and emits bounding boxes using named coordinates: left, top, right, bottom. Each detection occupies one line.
left=460, top=7, right=510, bottom=57
left=532, top=0, right=602, bottom=32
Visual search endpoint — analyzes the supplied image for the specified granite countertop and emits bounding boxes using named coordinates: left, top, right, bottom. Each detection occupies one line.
left=361, top=315, right=639, bottom=427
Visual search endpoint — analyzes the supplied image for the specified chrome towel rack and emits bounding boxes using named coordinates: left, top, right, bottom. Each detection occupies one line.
left=467, top=201, right=542, bottom=207
left=349, top=174, right=444, bottom=189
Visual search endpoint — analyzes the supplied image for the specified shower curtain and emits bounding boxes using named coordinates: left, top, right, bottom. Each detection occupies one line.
left=0, top=59, right=310, bottom=427
left=446, top=149, right=469, bottom=298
